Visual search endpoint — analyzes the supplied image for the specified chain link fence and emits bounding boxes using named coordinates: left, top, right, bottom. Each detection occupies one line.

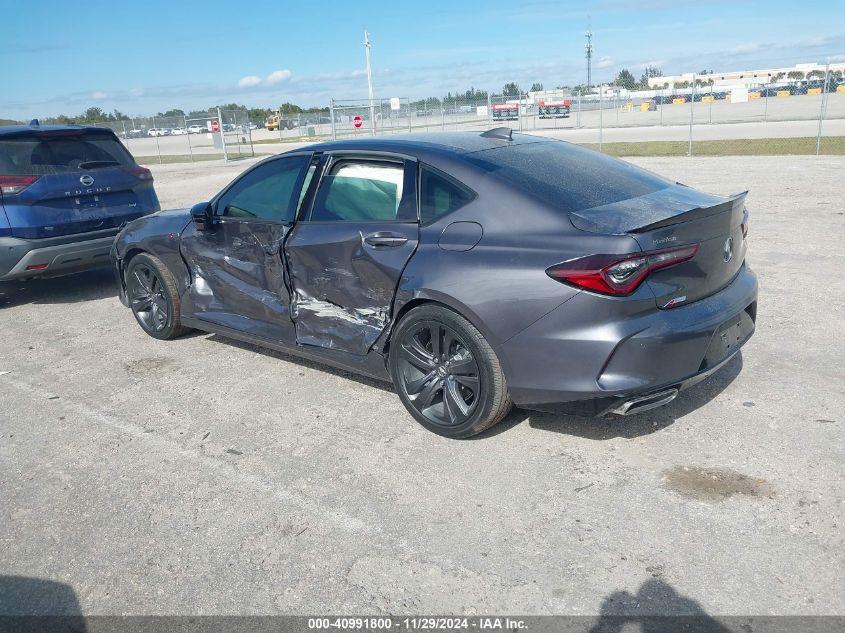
left=88, top=108, right=256, bottom=164
left=330, top=66, right=844, bottom=157
left=73, top=64, right=844, bottom=163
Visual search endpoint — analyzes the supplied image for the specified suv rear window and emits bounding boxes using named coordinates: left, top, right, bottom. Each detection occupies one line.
left=465, top=141, right=670, bottom=213
left=0, top=131, right=134, bottom=175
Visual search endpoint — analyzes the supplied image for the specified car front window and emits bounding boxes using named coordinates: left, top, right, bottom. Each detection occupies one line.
left=216, top=156, right=309, bottom=223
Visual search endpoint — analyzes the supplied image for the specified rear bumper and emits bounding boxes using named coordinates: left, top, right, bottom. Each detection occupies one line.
left=0, top=229, right=119, bottom=281
left=502, top=263, right=758, bottom=414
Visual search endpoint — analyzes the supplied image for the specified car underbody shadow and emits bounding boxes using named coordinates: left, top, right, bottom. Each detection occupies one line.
left=526, top=353, right=744, bottom=440
left=203, top=332, right=397, bottom=394
left=0, top=267, right=116, bottom=309
left=197, top=328, right=742, bottom=441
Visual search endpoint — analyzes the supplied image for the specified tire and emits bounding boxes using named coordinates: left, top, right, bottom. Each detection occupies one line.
left=388, top=304, right=512, bottom=438
left=125, top=252, right=186, bottom=340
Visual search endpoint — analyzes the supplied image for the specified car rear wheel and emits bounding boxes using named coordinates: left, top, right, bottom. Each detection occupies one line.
left=389, top=305, right=512, bottom=438
left=126, top=253, right=185, bottom=340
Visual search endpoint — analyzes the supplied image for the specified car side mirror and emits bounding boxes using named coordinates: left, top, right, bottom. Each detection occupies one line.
left=191, top=201, right=215, bottom=231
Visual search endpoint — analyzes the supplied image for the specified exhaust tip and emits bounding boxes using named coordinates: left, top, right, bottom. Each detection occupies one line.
left=610, top=388, right=679, bottom=416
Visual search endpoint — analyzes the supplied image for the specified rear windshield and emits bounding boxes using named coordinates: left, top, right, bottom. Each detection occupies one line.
left=465, top=141, right=670, bottom=213
left=0, top=132, right=134, bottom=175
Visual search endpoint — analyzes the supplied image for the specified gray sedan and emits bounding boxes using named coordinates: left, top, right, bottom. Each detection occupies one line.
left=111, top=130, right=757, bottom=438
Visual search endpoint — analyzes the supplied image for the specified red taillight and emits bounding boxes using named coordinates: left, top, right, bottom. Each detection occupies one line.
left=122, top=165, right=153, bottom=181
left=546, top=244, right=699, bottom=296
left=25, top=263, right=49, bottom=271
left=0, top=175, right=39, bottom=195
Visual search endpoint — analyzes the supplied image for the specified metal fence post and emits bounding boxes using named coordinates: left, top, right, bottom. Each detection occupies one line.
left=577, top=91, right=581, bottom=128
left=152, top=116, right=162, bottom=164
left=407, top=98, right=412, bottom=133
left=184, top=115, right=194, bottom=162
left=763, top=84, right=769, bottom=123
left=330, top=100, right=336, bottom=140
left=817, top=62, right=831, bottom=156
left=441, top=102, right=445, bottom=131
left=217, top=107, right=228, bottom=162
left=598, top=86, right=603, bottom=151
left=487, top=94, right=492, bottom=129
left=688, top=75, right=696, bottom=157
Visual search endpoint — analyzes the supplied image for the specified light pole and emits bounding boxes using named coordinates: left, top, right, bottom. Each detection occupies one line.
left=364, top=29, right=376, bottom=136
left=585, top=17, right=593, bottom=90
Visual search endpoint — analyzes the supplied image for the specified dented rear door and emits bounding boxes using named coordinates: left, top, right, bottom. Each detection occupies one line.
left=285, top=154, right=419, bottom=355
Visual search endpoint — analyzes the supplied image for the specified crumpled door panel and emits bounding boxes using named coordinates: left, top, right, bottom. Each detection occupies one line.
left=180, top=220, right=294, bottom=343
left=285, top=223, right=418, bottom=355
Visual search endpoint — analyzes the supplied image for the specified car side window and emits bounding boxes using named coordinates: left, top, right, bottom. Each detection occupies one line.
left=310, top=160, right=404, bottom=222
left=419, top=166, right=475, bottom=224
left=216, top=155, right=309, bottom=223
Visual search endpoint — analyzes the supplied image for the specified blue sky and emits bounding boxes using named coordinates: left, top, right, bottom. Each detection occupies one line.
left=1, top=0, right=843, bottom=118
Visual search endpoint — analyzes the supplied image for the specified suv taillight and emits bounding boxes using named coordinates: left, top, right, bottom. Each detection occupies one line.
left=0, top=175, right=39, bottom=195
left=122, top=165, right=153, bottom=181
left=546, top=245, right=699, bottom=296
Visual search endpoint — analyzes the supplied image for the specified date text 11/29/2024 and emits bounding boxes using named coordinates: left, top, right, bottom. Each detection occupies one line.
left=307, top=617, right=527, bottom=630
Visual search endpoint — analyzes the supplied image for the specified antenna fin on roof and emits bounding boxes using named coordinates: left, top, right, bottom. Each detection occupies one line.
left=480, top=127, right=513, bottom=141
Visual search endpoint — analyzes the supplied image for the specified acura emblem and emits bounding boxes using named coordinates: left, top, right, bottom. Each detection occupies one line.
left=723, top=237, right=734, bottom=263
left=80, top=174, right=94, bottom=186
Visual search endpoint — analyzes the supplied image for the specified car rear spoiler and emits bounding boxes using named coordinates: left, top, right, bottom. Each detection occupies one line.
left=567, top=184, right=748, bottom=235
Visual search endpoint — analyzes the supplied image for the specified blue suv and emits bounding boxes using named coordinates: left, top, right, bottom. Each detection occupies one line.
left=0, top=123, right=160, bottom=280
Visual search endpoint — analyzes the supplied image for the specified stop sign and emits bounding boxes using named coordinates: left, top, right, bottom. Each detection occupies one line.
left=210, top=119, right=220, bottom=132
left=352, top=115, right=363, bottom=129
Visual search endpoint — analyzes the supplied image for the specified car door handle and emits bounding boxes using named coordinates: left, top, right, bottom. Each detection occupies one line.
left=364, top=232, right=408, bottom=247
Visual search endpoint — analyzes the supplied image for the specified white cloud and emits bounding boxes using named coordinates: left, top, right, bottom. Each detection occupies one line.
left=633, top=59, right=667, bottom=70
left=129, top=87, right=145, bottom=97
left=238, top=75, right=262, bottom=88
left=597, top=56, right=614, bottom=69
left=91, top=91, right=108, bottom=100
left=265, top=69, right=291, bottom=85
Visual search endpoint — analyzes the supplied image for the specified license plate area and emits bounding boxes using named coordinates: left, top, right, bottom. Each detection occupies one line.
left=700, top=309, right=755, bottom=371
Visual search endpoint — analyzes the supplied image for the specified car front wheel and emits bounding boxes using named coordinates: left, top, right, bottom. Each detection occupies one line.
left=126, top=253, right=185, bottom=340
left=389, top=305, right=512, bottom=438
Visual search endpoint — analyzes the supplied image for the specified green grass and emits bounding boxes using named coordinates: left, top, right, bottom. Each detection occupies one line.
left=581, top=137, right=845, bottom=157
left=134, top=137, right=845, bottom=164
left=135, top=152, right=269, bottom=165
left=251, top=135, right=323, bottom=145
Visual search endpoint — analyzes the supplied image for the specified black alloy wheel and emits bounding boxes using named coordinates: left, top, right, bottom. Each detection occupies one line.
left=126, top=253, right=185, bottom=340
left=389, top=305, right=512, bottom=438
left=398, top=320, right=481, bottom=427
left=129, top=263, right=169, bottom=333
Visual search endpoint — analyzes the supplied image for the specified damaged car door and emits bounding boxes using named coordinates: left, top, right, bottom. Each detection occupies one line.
left=180, top=154, right=312, bottom=342
left=285, top=154, right=419, bottom=354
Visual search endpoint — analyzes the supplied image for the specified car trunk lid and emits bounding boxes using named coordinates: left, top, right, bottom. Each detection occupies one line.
left=568, top=184, right=747, bottom=307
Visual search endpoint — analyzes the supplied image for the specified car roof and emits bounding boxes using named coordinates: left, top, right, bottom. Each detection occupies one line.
left=0, top=124, right=116, bottom=137
left=297, top=130, right=548, bottom=158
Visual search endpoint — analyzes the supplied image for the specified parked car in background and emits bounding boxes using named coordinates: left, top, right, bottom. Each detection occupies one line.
left=112, top=130, right=756, bottom=438
left=147, top=128, right=170, bottom=137
left=170, top=127, right=187, bottom=136
left=187, top=125, right=206, bottom=134
left=127, top=129, right=145, bottom=139
left=1, top=123, right=160, bottom=281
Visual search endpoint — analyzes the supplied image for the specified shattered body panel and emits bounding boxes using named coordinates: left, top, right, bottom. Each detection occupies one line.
left=180, top=219, right=294, bottom=343
left=285, top=222, right=419, bottom=354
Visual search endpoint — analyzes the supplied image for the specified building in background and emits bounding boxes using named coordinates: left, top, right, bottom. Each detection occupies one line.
left=649, top=62, right=845, bottom=89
